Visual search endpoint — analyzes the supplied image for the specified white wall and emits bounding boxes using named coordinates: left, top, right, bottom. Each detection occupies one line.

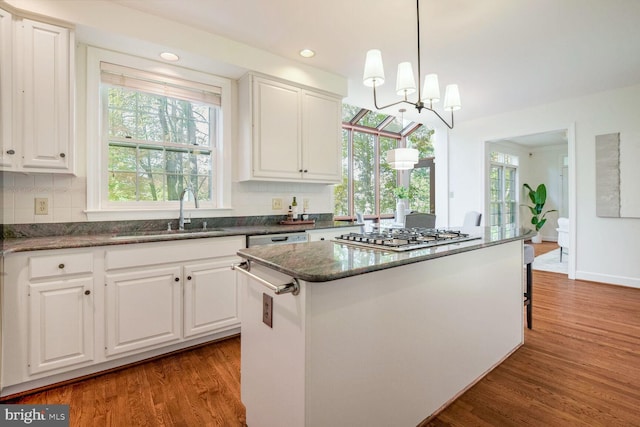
left=449, top=83, right=640, bottom=288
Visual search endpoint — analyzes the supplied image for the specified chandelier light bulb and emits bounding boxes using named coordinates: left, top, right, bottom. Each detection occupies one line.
left=421, top=73, right=440, bottom=103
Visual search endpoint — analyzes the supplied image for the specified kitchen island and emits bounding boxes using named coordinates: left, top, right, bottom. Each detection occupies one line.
left=236, top=227, right=532, bottom=427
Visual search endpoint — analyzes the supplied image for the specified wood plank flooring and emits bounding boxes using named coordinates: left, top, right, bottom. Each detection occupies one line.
left=6, top=240, right=640, bottom=426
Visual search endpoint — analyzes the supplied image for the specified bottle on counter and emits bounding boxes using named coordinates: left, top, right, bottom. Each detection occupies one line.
left=292, top=197, right=299, bottom=220
left=287, top=205, right=293, bottom=221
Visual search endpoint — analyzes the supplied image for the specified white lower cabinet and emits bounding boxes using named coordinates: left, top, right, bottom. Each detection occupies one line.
left=28, top=277, right=94, bottom=375
left=105, top=266, right=182, bottom=356
left=0, top=235, right=244, bottom=397
left=184, top=259, right=239, bottom=338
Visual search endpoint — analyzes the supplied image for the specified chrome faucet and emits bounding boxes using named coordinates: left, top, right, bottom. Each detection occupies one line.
left=178, top=188, right=199, bottom=230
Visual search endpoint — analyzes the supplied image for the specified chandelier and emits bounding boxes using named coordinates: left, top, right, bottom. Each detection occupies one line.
left=362, top=0, right=461, bottom=129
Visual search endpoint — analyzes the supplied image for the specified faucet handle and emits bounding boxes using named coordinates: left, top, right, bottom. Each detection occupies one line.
left=202, top=221, right=207, bottom=230
left=167, top=222, right=172, bottom=231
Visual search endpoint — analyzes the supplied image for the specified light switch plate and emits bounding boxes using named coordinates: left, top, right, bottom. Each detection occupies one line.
left=272, top=198, right=283, bottom=210
left=263, top=293, right=273, bottom=328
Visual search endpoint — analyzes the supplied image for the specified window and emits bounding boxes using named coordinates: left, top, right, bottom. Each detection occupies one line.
left=103, top=63, right=218, bottom=205
left=335, top=104, right=434, bottom=221
left=489, top=151, right=519, bottom=229
left=86, top=48, right=232, bottom=220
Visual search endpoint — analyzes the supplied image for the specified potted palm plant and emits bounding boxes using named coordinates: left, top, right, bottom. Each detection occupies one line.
left=523, top=183, right=557, bottom=243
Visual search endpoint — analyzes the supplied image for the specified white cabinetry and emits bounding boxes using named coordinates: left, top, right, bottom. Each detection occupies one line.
left=0, top=7, right=13, bottom=168
left=2, top=249, right=95, bottom=383
left=1, top=235, right=244, bottom=397
left=306, top=226, right=362, bottom=242
left=104, top=236, right=243, bottom=358
left=184, top=259, right=240, bottom=337
left=105, top=266, right=182, bottom=356
left=0, top=6, right=75, bottom=173
left=238, top=73, right=342, bottom=183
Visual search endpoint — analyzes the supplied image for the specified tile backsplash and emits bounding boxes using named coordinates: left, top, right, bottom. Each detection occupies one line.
left=1, top=172, right=335, bottom=224
left=1, top=172, right=88, bottom=224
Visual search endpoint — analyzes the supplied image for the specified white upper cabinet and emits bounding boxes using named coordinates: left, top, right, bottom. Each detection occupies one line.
left=0, top=7, right=75, bottom=174
left=238, top=73, right=342, bottom=183
left=0, top=7, right=14, bottom=169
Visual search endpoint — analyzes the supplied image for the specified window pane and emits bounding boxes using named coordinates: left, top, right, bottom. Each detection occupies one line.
left=407, top=126, right=435, bottom=158
left=353, top=132, right=375, bottom=215
left=108, top=172, right=137, bottom=201
left=342, top=104, right=362, bottom=123
left=410, top=166, right=431, bottom=213
left=382, top=116, right=404, bottom=134
left=379, top=137, right=397, bottom=215
left=357, top=110, right=387, bottom=128
left=333, top=129, right=349, bottom=217
left=138, top=172, right=165, bottom=201
left=109, top=145, right=136, bottom=172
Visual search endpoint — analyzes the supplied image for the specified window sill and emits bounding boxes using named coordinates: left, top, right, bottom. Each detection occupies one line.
left=85, top=208, right=233, bottom=222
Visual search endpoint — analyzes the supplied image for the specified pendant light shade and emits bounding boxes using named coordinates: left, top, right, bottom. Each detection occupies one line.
left=395, top=62, right=416, bottom=96
left=386, top=148, right=419, bottom=170
left=421, top=73, right=440, bottom=103
left=444, top=84, right=462, bottom=111
left=363, top=49, right=385, bottom=87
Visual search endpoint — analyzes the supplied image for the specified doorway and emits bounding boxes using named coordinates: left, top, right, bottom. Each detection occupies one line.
left=485, top=127, right=575, bottom=278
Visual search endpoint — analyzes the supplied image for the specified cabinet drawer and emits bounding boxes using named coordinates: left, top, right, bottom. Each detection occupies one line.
left=29, top=252, right=94, bottom=279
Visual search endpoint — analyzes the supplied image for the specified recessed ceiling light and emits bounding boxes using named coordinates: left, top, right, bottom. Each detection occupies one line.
left=160, top=52, right=179, bottom=61
left=299, top=49, right=315, bottom=58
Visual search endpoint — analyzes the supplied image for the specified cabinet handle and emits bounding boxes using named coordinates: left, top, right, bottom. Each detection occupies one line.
left=84, top=290, right=91, bottom=295
left=303, top=169, right=308, bottom=173
left=299, top=169, right=303, bottom=172
left=6, top=149, right=15, bottom=155
left=174, top=277, right=179, bottom=282
left=58, top=263, right=65, bottom=269
left=187, top=275, right=192, bottom=280
left=60, top=153, right=66, bottom=158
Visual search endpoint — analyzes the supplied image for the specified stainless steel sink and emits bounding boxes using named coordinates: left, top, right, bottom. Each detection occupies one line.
left=112, top=228, right=227, bottom=239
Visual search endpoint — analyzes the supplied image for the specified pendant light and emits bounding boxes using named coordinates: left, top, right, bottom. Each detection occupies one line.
left=386, top=109, right=419, bottom=170
left=363, top=0, right=461, bottom=129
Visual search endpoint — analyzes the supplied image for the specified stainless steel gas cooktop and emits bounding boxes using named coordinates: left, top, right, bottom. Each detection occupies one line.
left=333, top=227, right=481, bottom=252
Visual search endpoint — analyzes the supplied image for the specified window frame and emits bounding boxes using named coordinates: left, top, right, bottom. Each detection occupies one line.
left=489, top=152, right=519, bottom=229
left=336, top=108, right=435, bottom=222
left=85, top=47, right=232, bottom=221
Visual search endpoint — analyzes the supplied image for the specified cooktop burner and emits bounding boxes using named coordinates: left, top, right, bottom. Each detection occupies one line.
left=333, top=227, right=481, bottom=252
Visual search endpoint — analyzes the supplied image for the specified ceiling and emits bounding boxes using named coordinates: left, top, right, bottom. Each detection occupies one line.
left=108, top=0, right=640, bottom=129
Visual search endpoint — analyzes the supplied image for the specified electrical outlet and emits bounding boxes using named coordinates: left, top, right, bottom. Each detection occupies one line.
left=35, top=198, right=48, bottom=215
left=272, top=198, right=283, bottom=210
left=303, top=198, right=310, bottom=210
left=263, top=293, right=273, bottom=328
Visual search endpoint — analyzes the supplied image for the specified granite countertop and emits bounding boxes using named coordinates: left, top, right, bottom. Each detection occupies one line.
left=0, top=219, right=359, bottom=255
left=237, top=227, right=535, bottom=282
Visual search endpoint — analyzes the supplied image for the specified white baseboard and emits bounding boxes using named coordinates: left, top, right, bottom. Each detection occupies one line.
left=575, top=271, right=640, bottom=289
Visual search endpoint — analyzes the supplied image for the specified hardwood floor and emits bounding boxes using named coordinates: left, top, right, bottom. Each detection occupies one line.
left=7, top=244, right=640, bottom=426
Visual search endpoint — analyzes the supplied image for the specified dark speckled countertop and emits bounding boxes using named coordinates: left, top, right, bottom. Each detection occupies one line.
left=0, top=215, right=358, bottom=255
left=237, top=226, right=535, bottom=282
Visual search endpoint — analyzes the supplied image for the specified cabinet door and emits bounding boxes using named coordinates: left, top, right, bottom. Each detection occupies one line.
left=183, top=258, right=240, bottom=338
left=0, top=7, right=14, bottom=168
left=20, top=18, right=72, bottom=171
left=252, top=77, right=302, bottom=179
left=28, top=277, right=94, bottom=375
left=302, top=90, right=342, bottom=183
left=105, top=266, right=182, bottom=356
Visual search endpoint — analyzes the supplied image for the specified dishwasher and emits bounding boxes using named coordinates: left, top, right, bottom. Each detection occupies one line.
left=247, top=232, right=308, bottom=247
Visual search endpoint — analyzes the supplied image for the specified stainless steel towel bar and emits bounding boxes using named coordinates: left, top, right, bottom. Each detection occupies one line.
left=232, top=261, right=300, bottom=296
